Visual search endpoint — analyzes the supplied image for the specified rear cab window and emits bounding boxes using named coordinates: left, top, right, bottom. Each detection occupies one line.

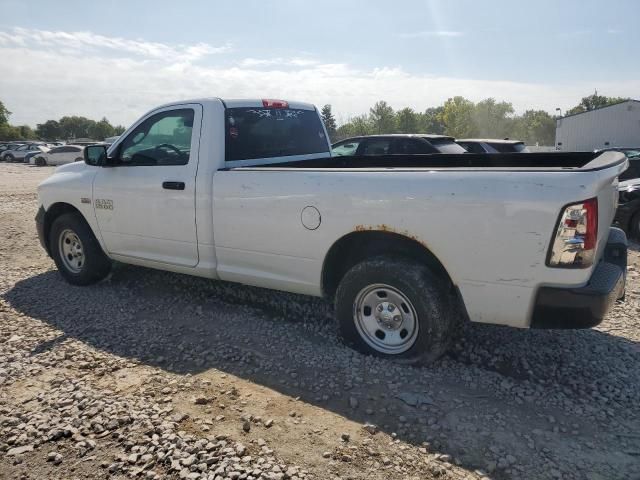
left=225, top=107, right=329, bottom=162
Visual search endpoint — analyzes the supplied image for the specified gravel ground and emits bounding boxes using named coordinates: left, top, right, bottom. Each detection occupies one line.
left=0, top=163, right=638, bottom=480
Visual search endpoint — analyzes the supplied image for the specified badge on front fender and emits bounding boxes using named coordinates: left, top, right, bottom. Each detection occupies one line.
left=95, top=199, right=113, bottom=210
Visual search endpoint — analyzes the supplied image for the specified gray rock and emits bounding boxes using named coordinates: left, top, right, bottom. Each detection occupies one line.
left=7, top=445, right=34, bottom=456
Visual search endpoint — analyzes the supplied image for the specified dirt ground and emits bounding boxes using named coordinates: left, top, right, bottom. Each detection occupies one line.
left=0, top=163, right=638, bottom=480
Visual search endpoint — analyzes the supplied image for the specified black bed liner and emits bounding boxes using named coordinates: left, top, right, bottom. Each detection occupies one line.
left=239, top=151, right=627, bottom=172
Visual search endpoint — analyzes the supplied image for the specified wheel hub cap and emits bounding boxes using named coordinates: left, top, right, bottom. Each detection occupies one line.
left=375, top=302, right=403, bottom=329
left=58, top=229, right=84, bottom=274
left=353, top=283, right=419, bottom=355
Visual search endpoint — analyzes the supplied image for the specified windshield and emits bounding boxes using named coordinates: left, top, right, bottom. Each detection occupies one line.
left=226, top=107, right=329, bottom=162
left=332, top=140, right=361, bottom=156
left=429, top=138, right=468, bottom=154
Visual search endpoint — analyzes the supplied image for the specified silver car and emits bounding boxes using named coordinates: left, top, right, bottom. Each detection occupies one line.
left=1, top=143, right=48, bottom=162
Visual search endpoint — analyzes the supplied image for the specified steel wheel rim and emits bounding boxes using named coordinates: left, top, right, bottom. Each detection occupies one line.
left=58, top=229, right=85, bottom=273
left=353, top=283, right=419, bottom=354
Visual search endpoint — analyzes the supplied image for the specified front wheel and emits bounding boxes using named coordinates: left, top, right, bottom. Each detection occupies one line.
left=335, top=256, right=459, bottom=364
left=35, top=156, right=47, bottom=166
left=50, top=213, right=111, bottom=285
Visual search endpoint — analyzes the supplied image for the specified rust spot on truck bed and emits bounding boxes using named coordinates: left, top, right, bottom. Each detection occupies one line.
left=353, top=224, right=429, bottom=248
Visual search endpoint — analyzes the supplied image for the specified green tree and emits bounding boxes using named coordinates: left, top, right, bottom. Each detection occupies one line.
left=472, top=98, right=514, bottom=138
left=113, top=125, right=126, bottom=136
left=0, top=101, right=11, bottom=125
left=396, top=107, right=419, bottom=133
left=566, top=91, right=629, bottom=116
left=336, top=114, right=374, bottom=140
left=419, top=107, right=445, bottom=134
left=89, top=117, right=116, bottom=140
left=320, top=104, right=337, bottom=140
left=441, top=96, right=476, bottom=138
left=369, top=101, right=396, bottom=134
left=58, top=116, right=96, bottom=139
left=511, top=110, right=556, bottom=145
left=36, top=120, right=62, bottom=140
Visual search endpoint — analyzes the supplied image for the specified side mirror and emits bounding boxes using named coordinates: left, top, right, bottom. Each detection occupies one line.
left=84, top=145, right=107, bottom=166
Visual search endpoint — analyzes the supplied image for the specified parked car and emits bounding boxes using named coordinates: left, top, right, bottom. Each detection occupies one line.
left=1, top=143, right=47, bottom=162
left=24, top=150, right=44, bottom=164
left=0, top=142, right=25, bottom=158
left=32, top=145, right=86, bottom=166
left=36, top=98, right=628, bottom=364
left=456, top=138, right=529, bottom=153
left=332, top=134, right=468, bottom=156
left=596, top=147, right=640, bottom=181
left=614, top=178, right=640, bottom=239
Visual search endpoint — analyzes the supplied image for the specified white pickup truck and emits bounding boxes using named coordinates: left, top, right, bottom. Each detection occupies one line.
left=36, top=98, right=629, bottom=363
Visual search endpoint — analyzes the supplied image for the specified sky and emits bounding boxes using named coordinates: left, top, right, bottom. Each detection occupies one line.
left=0, top=0, right=638, bottom=127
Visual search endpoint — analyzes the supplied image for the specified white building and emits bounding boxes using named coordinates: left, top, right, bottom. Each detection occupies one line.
left=555, top=99, right=640, bottom=151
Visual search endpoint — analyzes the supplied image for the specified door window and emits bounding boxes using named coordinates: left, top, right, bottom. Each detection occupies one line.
left=360, top=138, right=391, bottom=155
left=118, top=109, right=194, bottom=166
left=394, top=139, right=434, bottom=154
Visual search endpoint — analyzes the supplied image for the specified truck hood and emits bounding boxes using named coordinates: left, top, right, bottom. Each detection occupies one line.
left=54, top=161, right=89, bottom=174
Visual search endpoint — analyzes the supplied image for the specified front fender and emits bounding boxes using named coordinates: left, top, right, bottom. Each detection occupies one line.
left=37, top=164, right=106, bottom=253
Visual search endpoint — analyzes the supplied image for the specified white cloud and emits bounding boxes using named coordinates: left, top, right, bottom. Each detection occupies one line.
left=1, top=27, right=230, bottom=63
left=398, top=30, right=464, bottom=38
left=1, top=28, right=638, bottom=128
left=239, top=57, right=320, bottom=67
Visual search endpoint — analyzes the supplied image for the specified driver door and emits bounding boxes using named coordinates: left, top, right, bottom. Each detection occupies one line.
left=93, top=104, right=202, bottom=267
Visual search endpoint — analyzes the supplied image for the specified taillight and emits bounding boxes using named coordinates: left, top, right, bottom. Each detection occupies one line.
left=262, top=99, right=289, bottom=108
left=548, top=198, right=598, bottom=268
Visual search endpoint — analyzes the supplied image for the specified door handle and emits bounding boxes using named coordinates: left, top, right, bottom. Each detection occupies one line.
left=162, top=181, right=185, bottom=190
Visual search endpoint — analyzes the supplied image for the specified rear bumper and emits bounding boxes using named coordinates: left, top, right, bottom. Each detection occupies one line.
left=531, top=227, right=627, bottom=329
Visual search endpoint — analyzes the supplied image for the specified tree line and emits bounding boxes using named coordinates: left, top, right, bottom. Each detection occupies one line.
left=321, top=92, right=629, bottom=145
left=0, top=100, right=125, bottom=142
left=1, top=92, right=629, bottom=144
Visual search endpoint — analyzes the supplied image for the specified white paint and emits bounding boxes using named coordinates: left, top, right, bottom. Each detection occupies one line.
left=38, top=98, right=627, bottom=330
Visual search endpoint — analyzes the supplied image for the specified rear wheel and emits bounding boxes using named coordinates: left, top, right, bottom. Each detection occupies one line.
left=5, top=153, right=14, bottom=162
left=35, top=156, right=47, bottom=166
left=335, top=256, right=459, bottom=364
left=50, top=213, right=111, bottom=285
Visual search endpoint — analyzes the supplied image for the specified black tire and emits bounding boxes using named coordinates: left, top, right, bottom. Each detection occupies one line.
left=35, top=156, right=47, bottom=166
left=631, top=211, right=640, bottom=240
left=335, top=256, right=459, bottom=364
left=49, top=213, right=111, bottom=285
left=5, top=153, right=14, bottom=162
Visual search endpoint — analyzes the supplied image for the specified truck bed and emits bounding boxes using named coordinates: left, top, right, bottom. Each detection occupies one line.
left=241, top=151, right=626, bottom=172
